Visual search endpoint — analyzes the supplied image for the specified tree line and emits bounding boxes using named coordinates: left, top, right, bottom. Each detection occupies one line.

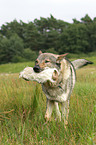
left=0, top=14, right=96, bottom=64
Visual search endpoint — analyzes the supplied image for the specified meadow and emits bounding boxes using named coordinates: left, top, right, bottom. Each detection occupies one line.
left=0, top=56, right=96, bottom=145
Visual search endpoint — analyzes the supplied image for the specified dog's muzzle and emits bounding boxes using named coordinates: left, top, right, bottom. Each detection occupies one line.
left=33, top=65, right=41, bottom=73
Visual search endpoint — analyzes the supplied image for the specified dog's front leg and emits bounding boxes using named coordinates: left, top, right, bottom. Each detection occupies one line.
left=54, top=102, right=61, bottom=121
left=61, top=100, right=69, bottom=125
left=45, top=99, right=54, bottom=121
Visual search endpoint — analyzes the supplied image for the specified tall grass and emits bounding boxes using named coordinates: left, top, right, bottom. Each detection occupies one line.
left=0, top=58, right=96, bottom=144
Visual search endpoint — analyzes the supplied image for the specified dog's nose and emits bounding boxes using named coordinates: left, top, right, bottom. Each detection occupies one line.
left=33, top=65, right=41, bottom=73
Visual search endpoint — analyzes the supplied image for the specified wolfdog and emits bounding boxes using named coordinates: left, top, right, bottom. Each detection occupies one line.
left=32, top=51, right=93, bottom=125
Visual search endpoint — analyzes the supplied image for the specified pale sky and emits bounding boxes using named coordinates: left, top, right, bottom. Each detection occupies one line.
left=0, top=0, right=96, bottom=26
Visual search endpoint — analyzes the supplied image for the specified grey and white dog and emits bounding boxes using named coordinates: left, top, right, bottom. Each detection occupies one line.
left=21, top=51, right=93, bottom=125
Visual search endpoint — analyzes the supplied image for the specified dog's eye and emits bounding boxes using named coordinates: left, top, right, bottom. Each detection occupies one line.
left=45, top=60, right=50, bottom=63
left=56, top=62, right=61, bottom=67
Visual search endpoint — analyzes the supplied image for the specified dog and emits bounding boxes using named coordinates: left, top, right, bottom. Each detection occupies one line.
left=32, top=51, right=93, bottom=125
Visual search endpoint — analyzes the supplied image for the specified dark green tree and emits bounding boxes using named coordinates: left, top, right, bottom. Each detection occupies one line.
left=81, top=14, right=92, bottom=24
left=23, top=22, right=41, bottom=51
left=0, top=14, right=96, bottom=64
left=0, top=34, right=24, bottom=63
left=0, top=20, right=25, bottom=39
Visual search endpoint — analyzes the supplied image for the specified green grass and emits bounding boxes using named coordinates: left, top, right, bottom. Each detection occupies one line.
left=0, top=57, right=96, bottom=144
left=0, top=61, right=34, bottom=73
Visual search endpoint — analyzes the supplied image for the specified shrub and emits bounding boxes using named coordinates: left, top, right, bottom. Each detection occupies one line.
left=23, top=48, right=38, bottom=61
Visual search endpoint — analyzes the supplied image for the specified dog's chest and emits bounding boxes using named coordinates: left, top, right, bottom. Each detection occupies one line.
left=42, top=77, right=72, bottom=102
left=42, top=83, right=62, bottom=96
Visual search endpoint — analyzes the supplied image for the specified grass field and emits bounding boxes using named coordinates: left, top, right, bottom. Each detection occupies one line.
left=0, top=57, right=96, bottom=144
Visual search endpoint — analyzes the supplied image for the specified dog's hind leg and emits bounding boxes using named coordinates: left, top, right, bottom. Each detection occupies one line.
left=54, top=102, right=61, bottom=121
left=45, top=99, right=54, bottom=121
left=61, top=100, right=69, bottom=125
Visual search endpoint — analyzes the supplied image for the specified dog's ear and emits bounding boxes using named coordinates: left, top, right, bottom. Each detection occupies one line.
left=56, top=53, right=68, bottom=62
left=39, top=50, right=42, bottom=55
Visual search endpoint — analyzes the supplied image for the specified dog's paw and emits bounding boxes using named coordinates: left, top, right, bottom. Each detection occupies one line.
left=44, top=114, right=51, bottom=122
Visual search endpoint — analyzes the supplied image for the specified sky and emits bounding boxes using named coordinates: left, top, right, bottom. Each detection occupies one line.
left=0, top=0, right=96, bottom=26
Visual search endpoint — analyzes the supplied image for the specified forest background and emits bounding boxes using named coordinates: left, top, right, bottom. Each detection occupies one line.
left=0, top=14, right=96, bottom=64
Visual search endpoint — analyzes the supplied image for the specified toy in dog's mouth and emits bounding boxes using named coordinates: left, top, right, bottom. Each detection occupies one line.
left=19, top=67, right=59, bottom=83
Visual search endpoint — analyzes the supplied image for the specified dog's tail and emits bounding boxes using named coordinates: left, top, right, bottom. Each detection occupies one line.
left=72, top=59, right=93, bottom=70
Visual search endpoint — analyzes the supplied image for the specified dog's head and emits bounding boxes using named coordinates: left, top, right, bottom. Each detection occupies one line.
left=33, top=51, right=68, bottom=73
